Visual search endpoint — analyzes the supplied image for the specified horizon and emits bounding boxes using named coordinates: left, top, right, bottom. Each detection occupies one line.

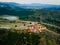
left=0, top=0, right=60, bottom=5
left=0, top=2, right=60, bottom=6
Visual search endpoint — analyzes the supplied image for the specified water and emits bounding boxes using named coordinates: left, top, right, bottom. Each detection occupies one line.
left=2, top=15, right=19, bottom=21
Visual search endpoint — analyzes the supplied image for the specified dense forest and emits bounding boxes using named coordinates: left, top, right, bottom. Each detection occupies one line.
left=0, top=6, right=60, bottom=26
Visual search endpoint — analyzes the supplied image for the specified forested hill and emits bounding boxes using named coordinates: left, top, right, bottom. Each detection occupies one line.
left=0, top=28, right=60, bottom=45
left=0, top=5, right=34, bottom=16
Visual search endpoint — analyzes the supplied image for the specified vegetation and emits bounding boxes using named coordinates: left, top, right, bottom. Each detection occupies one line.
left=0, top=7, right=60, bottom=26
left=0, top=28, right=60, bottom=45
left=0, top=3, right=60, bottom=45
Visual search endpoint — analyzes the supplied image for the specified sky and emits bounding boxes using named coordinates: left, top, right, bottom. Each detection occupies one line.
left=0, top=0, right=60, bottom=5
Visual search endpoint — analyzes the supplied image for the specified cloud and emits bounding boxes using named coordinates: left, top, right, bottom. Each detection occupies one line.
left=0, top=0, right=60, bottom=5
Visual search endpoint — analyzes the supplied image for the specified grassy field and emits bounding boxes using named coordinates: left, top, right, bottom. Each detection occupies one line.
left=0, top=20, right=31, bottom=28
left=0, top=20, right=35, bottom=31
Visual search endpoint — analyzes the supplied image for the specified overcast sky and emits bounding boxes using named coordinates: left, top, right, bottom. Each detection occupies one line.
left=0, top=0, right=60, bottom=5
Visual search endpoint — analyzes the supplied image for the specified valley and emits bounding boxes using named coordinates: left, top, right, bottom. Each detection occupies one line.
left=0, top=2, right=60, bottom=45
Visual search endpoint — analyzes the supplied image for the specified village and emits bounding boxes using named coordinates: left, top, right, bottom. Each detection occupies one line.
left=14, top=21, right=47, bottom=33
left=0, top=19, right=47, bottom=33
left=0, top=17, right=47, bottom=33
left=27, top=22, right=47, bottom=32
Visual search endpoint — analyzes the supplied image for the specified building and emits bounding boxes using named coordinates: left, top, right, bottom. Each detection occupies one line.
left=27, top=22, right=45, bottom=32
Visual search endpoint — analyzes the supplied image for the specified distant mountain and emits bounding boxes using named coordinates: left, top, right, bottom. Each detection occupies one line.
left=0, top=2, right=34, bottom=16
left=22, top=3, right=60, bottom=11
left=0, top=2, right=60, bottom=11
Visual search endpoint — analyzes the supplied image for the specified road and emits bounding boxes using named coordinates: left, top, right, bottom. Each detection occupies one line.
left=42, top=23, right=60, bottom=29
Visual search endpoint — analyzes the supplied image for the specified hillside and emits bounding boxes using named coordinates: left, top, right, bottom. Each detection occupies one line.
left=0, top=28, right=60, bottom=45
